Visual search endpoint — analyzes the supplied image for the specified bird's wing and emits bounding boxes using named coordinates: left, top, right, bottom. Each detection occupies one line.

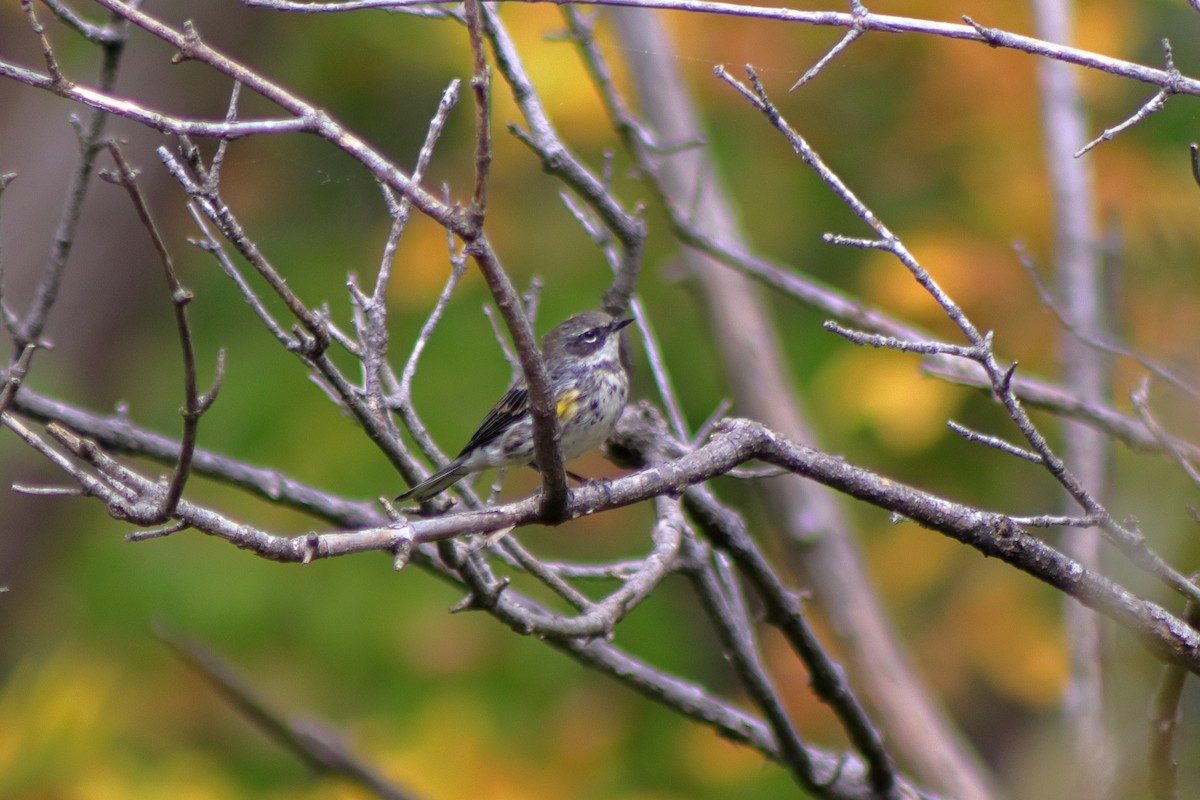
left=457, top=382, right=529, bottom=455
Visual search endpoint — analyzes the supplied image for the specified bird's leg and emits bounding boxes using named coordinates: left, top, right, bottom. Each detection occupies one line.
left=486, top=467, right=507, bottom=506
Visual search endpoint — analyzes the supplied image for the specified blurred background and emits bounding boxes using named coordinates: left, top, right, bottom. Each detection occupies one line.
left=2, top=1, right=1200, bottom=798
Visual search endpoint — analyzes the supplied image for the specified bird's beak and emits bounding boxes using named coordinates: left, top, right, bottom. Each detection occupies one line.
left=612, top=317, right=635, bottom=333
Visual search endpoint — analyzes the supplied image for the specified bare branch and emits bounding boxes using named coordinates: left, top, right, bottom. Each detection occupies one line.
left=610, top=12, right=998, bottom=796
left=241, top=0, right=457, bottom=16
left=392, top=254, right=470, bottom=477
left=0, top=58, right=308, bottom=138
left=1008, top=514, right=1102, bottom=528
left=371, top=79, right=461, bottom=303
left=21, top=0, right=68, bottom=88
left=7, top=4, right=1200, bottom=798
left=103, top=142, right=216, bottom=519
left=11, top=3, right=130, bottom=354
left=0, top=344, right=37, bottom=417
left=30, top=0, right=457, bottom=230
left=485, top=2, right=646, bottom=304
left=947, top=421, right=1044, bottom=464
left=546, top=633, right=904, bottom=798
left=1148, top=579, right=1200, bottom=800
left=41, top=0, right=129, bottom=43
left=16, top=388, right=1200, bottom=682
left=1031, top=0, right=1115, bottom=788
left=182, top=204, right=297, bottom=349
left=789, top=1, right=868, bottom=91
left=159, top=629, right=424, bottom=800
left=464, top=0, right=491, bottom=228
left=686, top=482, right=899, bottom=795
left=718, top=59, right=1200, bottom=612
left=1131, top=379, right=1200, bottom=491
left=683, top=534, right=831, bottom=794
left=1016, top=243, right=1199, bottom=398
left=925, top=356, right=1200, bottom=460
left=1076, top=39, right=1179, bottom=158
left=824, top=321, right=983, bottom=360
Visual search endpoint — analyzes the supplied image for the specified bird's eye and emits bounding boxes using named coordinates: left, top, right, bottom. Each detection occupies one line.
left=580, top=328, right=600, bottom=344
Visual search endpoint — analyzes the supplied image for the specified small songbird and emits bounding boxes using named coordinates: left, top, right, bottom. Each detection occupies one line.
left=397, top=311, right=634, bottom=503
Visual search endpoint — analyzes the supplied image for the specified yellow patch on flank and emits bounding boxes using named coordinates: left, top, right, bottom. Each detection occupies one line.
left=556, top=388, right=581, bottom=422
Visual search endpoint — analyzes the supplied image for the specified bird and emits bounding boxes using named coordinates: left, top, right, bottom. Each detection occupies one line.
left=397, top=310, right=633, bottom=503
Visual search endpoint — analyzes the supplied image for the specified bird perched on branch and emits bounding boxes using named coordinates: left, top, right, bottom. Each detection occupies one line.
left=397, top=311, right=634, bottom=503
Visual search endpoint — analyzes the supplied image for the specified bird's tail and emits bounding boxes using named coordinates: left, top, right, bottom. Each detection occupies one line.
left=395, top=458, right=471, bottom=503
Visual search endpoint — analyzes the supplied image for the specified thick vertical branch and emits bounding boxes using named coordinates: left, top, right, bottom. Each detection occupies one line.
left=1148, top=588, right=1200, bottom=800
left=464, top=0, right=491, bottom=226
left=1031, top=2, right=1114, bottom=797
left=462, top=0, right=567, bottom=518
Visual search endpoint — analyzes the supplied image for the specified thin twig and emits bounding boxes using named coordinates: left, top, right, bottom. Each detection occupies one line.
left=21, top=0, right=64, bottom=87
left=4, top=416, right=130, bottom=508
left=183, top=204, right=296, bottom=348
left=13, top=2, right=130, bottom=354
left=484, top=2, right=646, bottom=307
left=789, top=1, right=868, bottom=91
left=494, top=535, right=594, bottom=611
left=1075, top=88, right=1166, bottom=158
left=1008, top=514, right=1101, bottom=528
left=240, top=0, right=456, bottom=17
left=104, top=142, right=220, bottom=519
left=1131, top=379, right=1200, bottom=490
left=158, top=628, right=424, bottom=800
left=41, top=0, right=128, bottom=43
left=393, top=254, right=470, bottom=477
left=0, top=344, right=37, bottom=417
left=824, top=321, right=983, bottom=360
left=514, top=556, right=655, bottom=580
left=371, top=79, right=460, bottom=304
left=163, top=143, right=434, bottom=489
left=947, top=421, right=1044, bottom=464
left=1015, top=243, right=1199, bottom=399
left=354, top=77, right=459, bottom=448
left=1075, top=39, right=1179, bottom=158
